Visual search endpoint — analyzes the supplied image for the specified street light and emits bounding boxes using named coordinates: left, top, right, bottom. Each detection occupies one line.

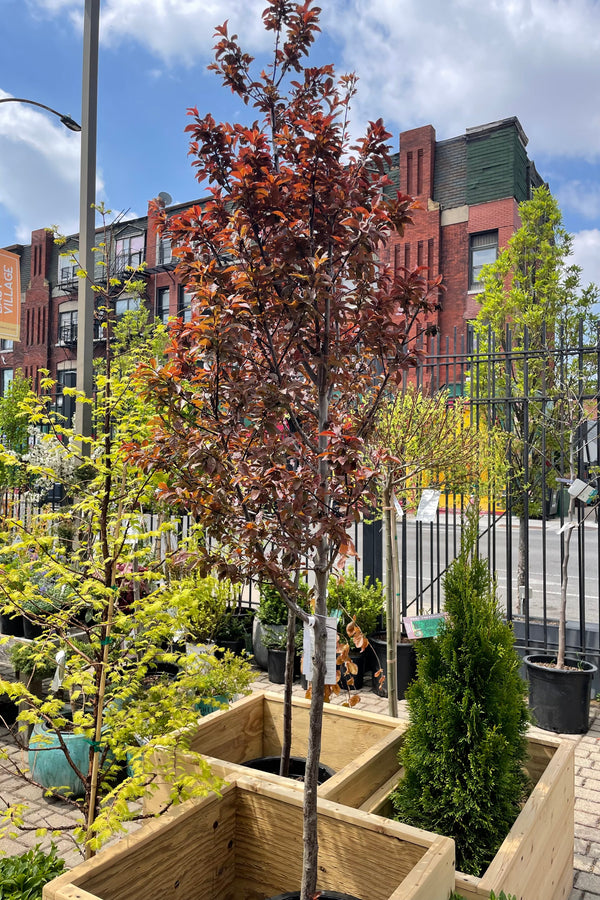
left=75, top=0, right=99, bottom=445
left=0, top=97, right=81, bottom=131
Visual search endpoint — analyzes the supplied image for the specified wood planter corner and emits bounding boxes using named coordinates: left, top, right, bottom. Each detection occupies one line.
left=145, top=691, right=408, bottom=814
left=325, top=725, right=575, bottom=900
left=43, top=775, right=455, bottom=900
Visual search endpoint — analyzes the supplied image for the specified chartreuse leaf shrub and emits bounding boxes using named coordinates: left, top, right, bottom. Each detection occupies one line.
left=390, top=511, right=530, bottom=876
left=0, top=249, right=252, bottom=859
left=0, top=844, right=64, bottom=900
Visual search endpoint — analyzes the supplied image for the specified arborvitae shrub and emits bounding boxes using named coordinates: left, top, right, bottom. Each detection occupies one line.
left=390, top=514, right=530, bottom=876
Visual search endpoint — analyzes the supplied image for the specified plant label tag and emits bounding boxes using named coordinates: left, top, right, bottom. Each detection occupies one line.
left=404, top=613, right=447, bottom=639
left=416, top=488, right=440, bottom=523
left=302, top=616, right=338, bottom=684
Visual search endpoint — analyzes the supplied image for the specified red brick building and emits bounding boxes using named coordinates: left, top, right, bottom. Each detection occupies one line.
left=0, top=116, right=544, bottom=408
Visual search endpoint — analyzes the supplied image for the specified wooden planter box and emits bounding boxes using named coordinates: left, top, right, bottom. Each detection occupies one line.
left=146, top=691, right=407, bottom=814
left=43, top=775, right=455, bottom=900
left=325, top=726, right=575, bottom=900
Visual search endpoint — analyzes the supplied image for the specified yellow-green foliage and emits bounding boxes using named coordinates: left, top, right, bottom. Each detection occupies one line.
left=371, top=385, right=507, bottom=509
left=0, top=255, right=252, bottom=857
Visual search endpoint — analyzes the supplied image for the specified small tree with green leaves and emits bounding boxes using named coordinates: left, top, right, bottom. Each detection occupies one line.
left=368, top=385, right=507, bottom=714
left=390, top=509, right=530, bottom=876
left=0, top=370, right=32, bottom=501
left=0, top=220, right=252, bottom=860
left=474, top=186, right=599, bottom=607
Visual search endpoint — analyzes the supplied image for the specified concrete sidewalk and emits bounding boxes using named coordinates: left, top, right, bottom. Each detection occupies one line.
left=0, top=671, right=599, bottom=900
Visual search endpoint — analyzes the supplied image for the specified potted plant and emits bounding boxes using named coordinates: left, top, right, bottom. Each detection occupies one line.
left=390, top=510, right=531, bottom=877
left=524, top=391, right=598, bottom=733
left=253, top=582, right=308, bottom=670
left=0, top=278, right=229, bottom=857
left=166, top=572, right=235, bottom=653
left=213, top=604, right=252, bottom=657
left=327, top=570, right=383, bottom=690
left=0, top=844, right=65, bottom=900
left=263, top=627, right=303, bottom=685
left=130, top=2, right=439, bottom=895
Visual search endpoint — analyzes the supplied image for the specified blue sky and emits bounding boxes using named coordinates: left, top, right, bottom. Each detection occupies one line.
left=1, top=0, right=600, bottom=289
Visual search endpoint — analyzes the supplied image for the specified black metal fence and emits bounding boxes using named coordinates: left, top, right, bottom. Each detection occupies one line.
left=365, top=321, right=600, bottom=670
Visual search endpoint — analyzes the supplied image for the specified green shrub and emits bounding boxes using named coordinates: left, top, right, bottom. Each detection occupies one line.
left=327, top=569, right=383, bottom=641
left=0, top=844, right=65, bottom=900
left=258, top=581, right=309, bottom=626
left=167, top=573, right=236, bottom=643
left=9, top=641, right=56, bottom=679
left=390, top=512, right=530, bottom=876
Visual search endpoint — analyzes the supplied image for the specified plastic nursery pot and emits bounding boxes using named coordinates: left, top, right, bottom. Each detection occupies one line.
left=214, top=638, right=246, bottom=659
left=243, top=755, right=335, bottom=784
left=22, top=617, right=44, bottom=640
left=524, top=653, right=597, bottom=734
left=267, top=647, right=287, bottom=684
left=369, top=635, right=416, bottom=699
left=0, top=612, right=25, bottom=638
left=338, top=648, right=366, bottom=690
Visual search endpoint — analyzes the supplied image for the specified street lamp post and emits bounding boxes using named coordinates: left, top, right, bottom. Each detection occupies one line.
left=0, top=97, right=81, bottom=131
left=75, top=0, right=99, bottom=445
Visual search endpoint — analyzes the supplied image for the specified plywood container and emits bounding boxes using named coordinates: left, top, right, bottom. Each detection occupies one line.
left=43, top=775, right=455, bottom=900
left=146, top=691, right=408, bottom=814
left=325, top=726, right=575, bottom=900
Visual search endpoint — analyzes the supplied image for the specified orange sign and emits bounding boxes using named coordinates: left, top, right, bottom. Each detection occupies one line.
left=0, top=249, right=20, bottom=341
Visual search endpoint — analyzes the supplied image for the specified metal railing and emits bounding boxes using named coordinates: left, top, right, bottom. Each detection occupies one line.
left=364, top=322, right=600, bottom=668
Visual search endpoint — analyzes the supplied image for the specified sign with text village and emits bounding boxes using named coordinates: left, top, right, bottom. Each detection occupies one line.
left=0, top=250, right=20, bottom=341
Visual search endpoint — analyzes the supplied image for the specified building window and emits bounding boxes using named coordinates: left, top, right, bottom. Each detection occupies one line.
left=58, top=309, right=78, bottom=345
left=115, top=296, right=142, bottom=318
left=469, top=231, right=498, bottom=290
left=1, top=369, right=13, bottom=397
left=115, top=234, right=145, bottom=272
left=156, top=287, right=170, bottom=324
left=178, top=288, right=193, bottom=323
left=157, top=236, right=172, bottom=266
left=58, top=254, right=79, bottom=289
left=56, top=369, right=76, bottom=427
left=0, top=340, right=13, bottom=351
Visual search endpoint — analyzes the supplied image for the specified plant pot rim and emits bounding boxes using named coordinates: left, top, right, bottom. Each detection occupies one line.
left=267, top=892, right=361, bottom=899
left=242, top=754, right=335, bottom=784
left=524, top=653, right=597, bottom=674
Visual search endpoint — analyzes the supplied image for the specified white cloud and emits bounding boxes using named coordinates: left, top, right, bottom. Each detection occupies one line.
left=28, top=0, right=600, bottom=159
left=0, top=92, right=104, bottom=243
left=556, top=181, right=600, bottom=222
left=320, top=0, right=600, bottom=159
left=32, top=0, right=269, bottom=66
left=572, top=230, right=600, bottom=290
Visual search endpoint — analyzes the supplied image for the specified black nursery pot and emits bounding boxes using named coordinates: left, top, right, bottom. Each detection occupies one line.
left=524, top=654, right=597, bottom=734
left=267, top=647, right=287, bottom=684
left=243, top=755, right=335, bottom=784
left=369, top=635, right=416, bottom=699
left=22, top=617, right=43, bottom=640
left=0, top=612, right=24, bottom=638
left=338, top=648, right=366, bottom=690
left=214, top=638, right=246, bottom=659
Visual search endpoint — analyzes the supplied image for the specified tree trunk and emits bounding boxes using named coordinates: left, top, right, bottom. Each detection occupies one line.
left=383, top=479, right=398, bottom=717
left=280, top=606, right=296, bottom=777
left=517, top=517, right=527, bottom=616
left=301, top=558, right=328, bottom=900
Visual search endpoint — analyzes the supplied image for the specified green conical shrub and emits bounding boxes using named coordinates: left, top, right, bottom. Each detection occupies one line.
left=390, top=511, right=530, bottom=876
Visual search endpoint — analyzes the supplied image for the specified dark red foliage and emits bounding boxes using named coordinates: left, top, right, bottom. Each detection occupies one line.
left=133, top=0, right=439, bottom=607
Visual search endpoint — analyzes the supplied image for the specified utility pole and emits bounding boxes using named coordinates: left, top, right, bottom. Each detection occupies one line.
left=75, top=0, right=99, bottom=445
